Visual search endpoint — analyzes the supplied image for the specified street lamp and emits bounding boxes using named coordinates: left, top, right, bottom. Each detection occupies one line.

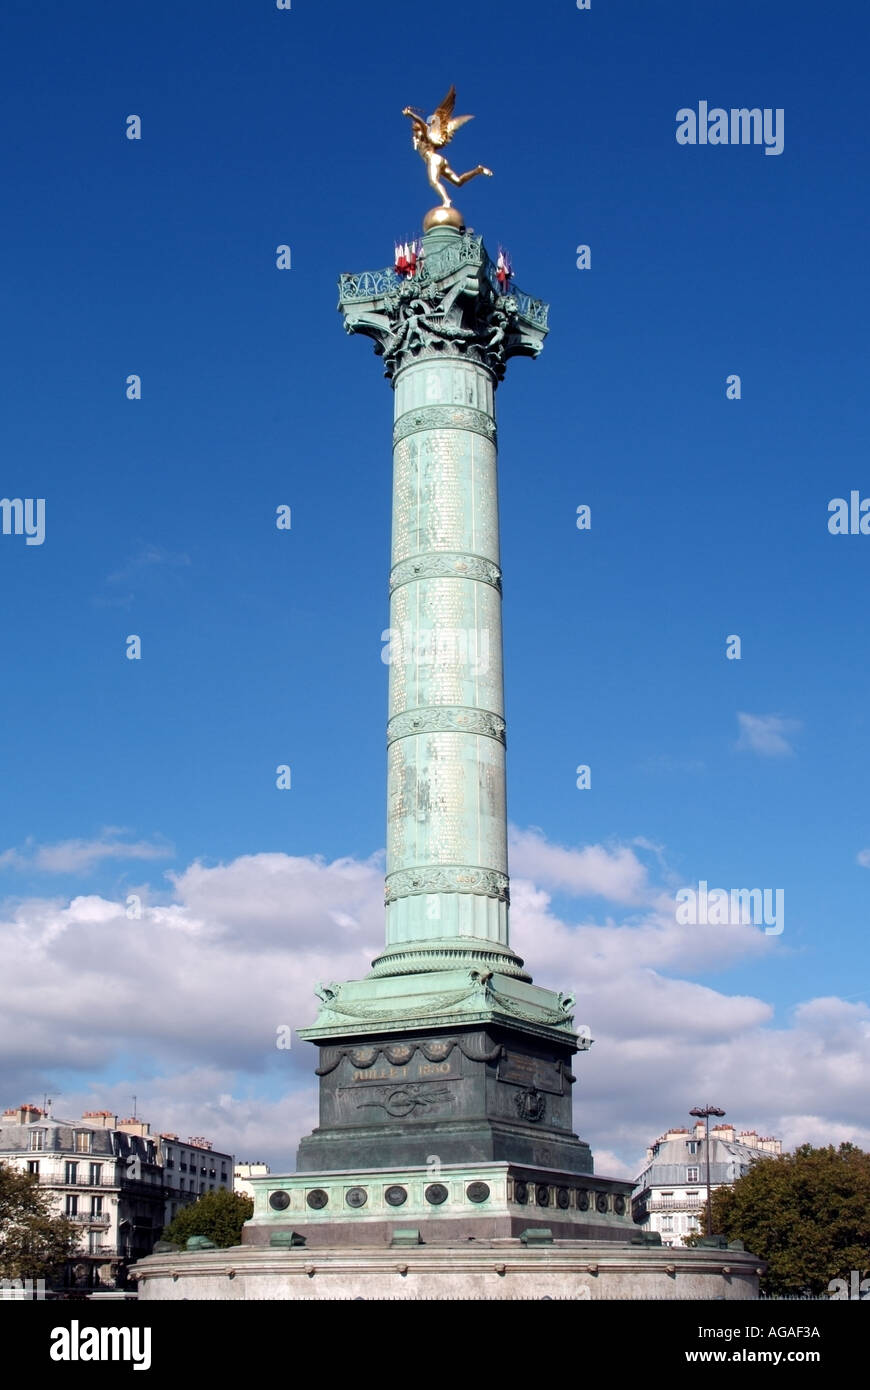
left=690, top=1105, right=726, bottom=1237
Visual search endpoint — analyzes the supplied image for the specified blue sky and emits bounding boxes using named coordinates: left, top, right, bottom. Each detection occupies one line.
left=1, top=0, right=868, bottom=1173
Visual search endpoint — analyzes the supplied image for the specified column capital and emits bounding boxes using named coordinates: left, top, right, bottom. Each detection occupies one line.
left=338, top=229, right=548, bottom=381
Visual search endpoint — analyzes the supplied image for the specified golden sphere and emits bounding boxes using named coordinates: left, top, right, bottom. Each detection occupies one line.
left=423, top=206, right=465, bottom=233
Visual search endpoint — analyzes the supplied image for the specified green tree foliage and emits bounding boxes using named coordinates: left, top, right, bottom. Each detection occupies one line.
left=0, top=1163, right=77, bottom=1281
left=708, top=1143, right=870, bottom=1295
left=162, top=1189, right=253, bottom=1250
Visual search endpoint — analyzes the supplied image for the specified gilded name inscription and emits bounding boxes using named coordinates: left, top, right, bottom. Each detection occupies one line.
left=352, top=1067, right=408, bottom=1083
left=348, top=1056, right=459, bottom=1085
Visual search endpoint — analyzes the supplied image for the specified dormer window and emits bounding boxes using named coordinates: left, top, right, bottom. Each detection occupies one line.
left=75, top=1130, right=92, bottom=1154
left=29, top=1129, right=44, bottom=1152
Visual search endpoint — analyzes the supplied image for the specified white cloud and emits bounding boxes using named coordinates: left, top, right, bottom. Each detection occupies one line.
left=508, top=827, right=650, bottom=904
left=736, top=712, right=801, bottom=757
left=856, top=849, right=870, bottom=869
left=0, top=835, right=867, bottom=1177
left=0, top=833, right=172, bottom=875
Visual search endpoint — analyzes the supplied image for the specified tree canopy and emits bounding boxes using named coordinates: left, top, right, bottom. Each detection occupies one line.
left=708, top=1142, right=870, bottom=1295
left=162, top=1189, right=253, bottom=1250
left=0, top=1164, right=77, bottom=1282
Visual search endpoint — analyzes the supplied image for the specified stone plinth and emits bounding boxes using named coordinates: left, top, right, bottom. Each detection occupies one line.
left=296, top=1015, right=591, bottom=1175
left=132, top=1240, right=764, bottom=1301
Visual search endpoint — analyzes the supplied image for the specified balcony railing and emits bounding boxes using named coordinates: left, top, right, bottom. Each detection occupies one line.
left=67, top=1213, right=111, bottom=1225
left=646, top=1196, right=706, bottom=1212
left=40, top=1174, right=119, bottom=1187
left=337, top=234, right=549, bottom=331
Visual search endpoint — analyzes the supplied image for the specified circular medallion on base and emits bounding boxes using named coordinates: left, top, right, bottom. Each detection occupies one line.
left=423, top=206, right=465, bottom=233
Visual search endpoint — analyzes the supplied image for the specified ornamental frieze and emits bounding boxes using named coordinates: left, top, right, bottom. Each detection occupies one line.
left=389, top=551, right=502, bottom=595
left=314, top=1035, right=502, bottom=1076
left=384, top=865, right=510, bottom=904
left=393, top=404, right=497, bottom=445
left=386, top=705, right=506, bottom=746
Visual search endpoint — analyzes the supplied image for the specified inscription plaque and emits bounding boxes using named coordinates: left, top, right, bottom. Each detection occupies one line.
left=497, top=1051, right=563, bottom=1095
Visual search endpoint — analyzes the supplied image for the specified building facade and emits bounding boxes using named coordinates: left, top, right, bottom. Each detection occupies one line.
left=233, top=1162, right=269, bottom=1201
left=632, top=1122, right=783, bottom=1247
left=153, top=1129, right=233, bottom=1225
left=0, top=1105, right=233, bottom=1289
left=0, top=1106, right=164, bottom=1290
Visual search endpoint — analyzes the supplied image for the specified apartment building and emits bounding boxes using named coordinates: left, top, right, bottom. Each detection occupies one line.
left=632, top=1121, right=783, bottom=1247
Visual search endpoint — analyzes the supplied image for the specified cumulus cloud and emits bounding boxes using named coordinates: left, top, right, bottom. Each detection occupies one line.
left=736, top=712, right=801, bottom=757
left=0, top=834, right=866, bottom=1176
left=508, top=827, right=650, bottom=904
left=856, top=849, right=870, bottom=868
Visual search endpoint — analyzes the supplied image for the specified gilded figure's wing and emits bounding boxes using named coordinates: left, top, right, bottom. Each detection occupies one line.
left=446, top=112, right=474, bottom=141
left=428, top=86, right=456, bottom=140
left=428, top=85, right=474, bottom=145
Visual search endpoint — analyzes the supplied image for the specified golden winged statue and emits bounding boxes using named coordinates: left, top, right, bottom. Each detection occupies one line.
left=402, top=86, right=493, bottom=208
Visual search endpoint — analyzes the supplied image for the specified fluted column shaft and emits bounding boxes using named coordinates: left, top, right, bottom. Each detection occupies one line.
left=383, top=354, right=510, bottom=955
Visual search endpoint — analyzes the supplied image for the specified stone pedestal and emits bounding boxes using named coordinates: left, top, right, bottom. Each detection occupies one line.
left=296, top=1011, right=591, bottom=1176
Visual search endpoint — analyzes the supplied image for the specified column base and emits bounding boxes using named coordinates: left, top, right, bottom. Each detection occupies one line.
left=370, top=935, right=529, bottom=981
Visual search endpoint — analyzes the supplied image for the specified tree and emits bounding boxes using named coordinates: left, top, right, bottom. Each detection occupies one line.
left=162, top=1189, right=253, bottom=1250
left=705, top=1143, right=870, bottom=1295
left=0, top=1164, right=77, bottom=1282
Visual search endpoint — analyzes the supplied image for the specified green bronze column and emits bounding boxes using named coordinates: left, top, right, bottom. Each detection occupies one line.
left=340, top=222, right=547, bottom=981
